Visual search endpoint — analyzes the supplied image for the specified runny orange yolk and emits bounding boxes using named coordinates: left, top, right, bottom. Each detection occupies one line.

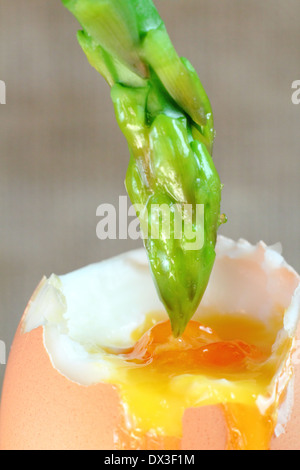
left=108, top=313, right=292, bottom=450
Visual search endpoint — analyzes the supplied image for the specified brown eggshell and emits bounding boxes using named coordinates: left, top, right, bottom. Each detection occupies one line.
left=0, top=314, right=299, bottom=450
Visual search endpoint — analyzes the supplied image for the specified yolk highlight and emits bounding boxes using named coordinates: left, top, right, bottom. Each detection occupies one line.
left=123, top=320, right=265, bottom=373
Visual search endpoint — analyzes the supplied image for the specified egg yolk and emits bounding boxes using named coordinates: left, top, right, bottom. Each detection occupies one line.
left=107, top=313, right=292, bottom=450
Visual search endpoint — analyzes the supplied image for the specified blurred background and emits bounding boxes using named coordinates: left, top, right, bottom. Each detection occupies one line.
left=0, top=0, right=299, bottom=397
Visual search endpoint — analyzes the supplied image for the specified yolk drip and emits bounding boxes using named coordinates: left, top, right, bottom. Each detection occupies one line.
left=107, top=313, right=292, bottom=450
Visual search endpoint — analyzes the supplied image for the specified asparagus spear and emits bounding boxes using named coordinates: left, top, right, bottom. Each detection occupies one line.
left=62, top=0, right=223, bottom=337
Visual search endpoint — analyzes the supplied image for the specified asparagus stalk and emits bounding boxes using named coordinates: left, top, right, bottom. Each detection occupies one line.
left=62, top=0, right=223, bottom=336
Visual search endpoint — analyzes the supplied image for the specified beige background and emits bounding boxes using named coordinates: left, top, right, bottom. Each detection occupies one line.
left=0, top=0, right=299, bottom=397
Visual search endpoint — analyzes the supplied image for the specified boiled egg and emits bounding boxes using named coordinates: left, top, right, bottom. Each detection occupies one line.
left=0, top=236, right=299, bottom=450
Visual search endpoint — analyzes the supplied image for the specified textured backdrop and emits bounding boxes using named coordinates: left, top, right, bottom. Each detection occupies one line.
left=0, top=0, right=299, bottom=396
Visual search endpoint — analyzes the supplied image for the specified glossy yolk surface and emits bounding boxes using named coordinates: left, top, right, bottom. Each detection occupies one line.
left=107, top=313, right=291, bottom=450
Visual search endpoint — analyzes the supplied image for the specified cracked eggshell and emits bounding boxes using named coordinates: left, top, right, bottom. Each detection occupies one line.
left=0, top=236, right=299, bottom=450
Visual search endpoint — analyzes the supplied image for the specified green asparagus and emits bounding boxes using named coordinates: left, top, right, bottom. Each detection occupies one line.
left=62, top=0, right=224, bottom=336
